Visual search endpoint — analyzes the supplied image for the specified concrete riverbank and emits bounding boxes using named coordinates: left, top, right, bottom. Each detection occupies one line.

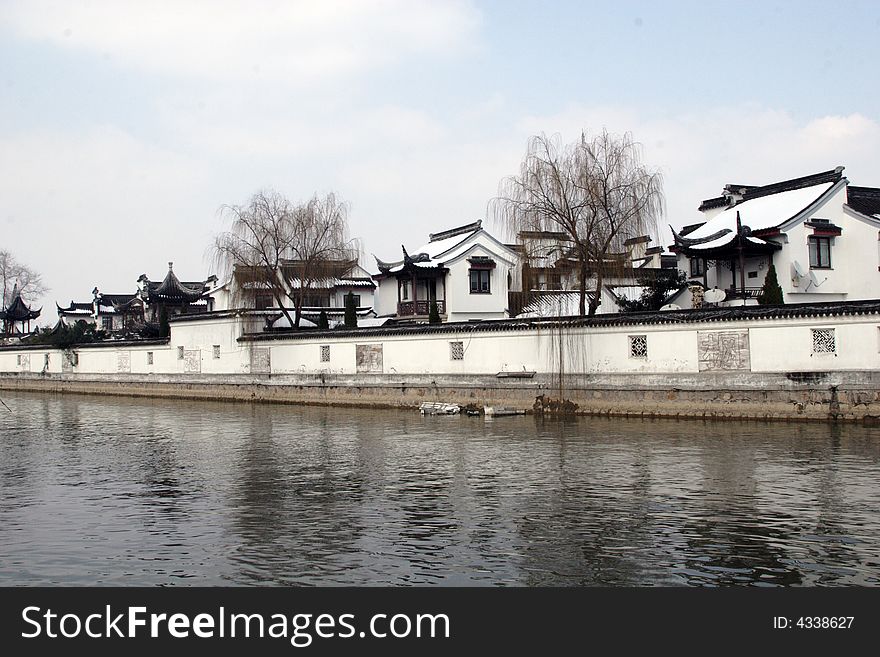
left=3, top=371, right=878, bottom=423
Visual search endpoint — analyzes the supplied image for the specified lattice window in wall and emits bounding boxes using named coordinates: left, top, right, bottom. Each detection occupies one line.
left=177, top=346, right=185, bottom=360
left=811, top=328, right=836, bottom=354
left=450, top=341, right=464, bottom=361
left=629, top=335, right=648, bottom=359
left=213, top=345, right=221, bottom=359
left=320, top=345, right=331, bottom=362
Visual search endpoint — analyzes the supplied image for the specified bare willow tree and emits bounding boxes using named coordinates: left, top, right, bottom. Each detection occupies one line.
left=493, top=130, right=664, bottom=316
left=0, top=250, right=48, bottom=307
left=212, top=190, right=358, bottom=328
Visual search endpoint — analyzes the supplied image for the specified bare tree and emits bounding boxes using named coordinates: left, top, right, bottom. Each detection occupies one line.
left=212, top=190, right=358, bottom=328
left=493, top=130, right=664, bottom=315
left=282, top=192, right=359, bottom=327
left=0, top=250, right=48, bottom=307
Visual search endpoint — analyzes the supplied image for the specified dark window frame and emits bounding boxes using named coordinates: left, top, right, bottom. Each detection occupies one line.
left=809, top=236, right=832, bottom=269
left=689, top=257, right=705, bottom=277
left=469, top=269, right=491, bottom=294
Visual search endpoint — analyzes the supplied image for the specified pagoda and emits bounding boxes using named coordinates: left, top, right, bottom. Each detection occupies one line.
left=0, top=283, right=41, bottom=335
left=137, top=262, right=210, bottom=323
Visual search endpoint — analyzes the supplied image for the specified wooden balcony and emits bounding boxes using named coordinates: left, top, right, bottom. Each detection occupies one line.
left=726, top=287, right=763, bottom=299
left=398, top=300, right=446, bottom=316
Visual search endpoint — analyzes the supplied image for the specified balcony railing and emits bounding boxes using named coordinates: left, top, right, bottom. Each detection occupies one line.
left=398, top=300, right=445, bottom=316
left=726, top=287, right=763, bottom=299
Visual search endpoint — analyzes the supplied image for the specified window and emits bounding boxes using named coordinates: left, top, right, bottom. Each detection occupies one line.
left=401, top=280, right=410, bottom=301
left=469, top=269, right=490, bottom=294
left=177, top=346, right=185, bottom=360
left=809, top=236, right=831, bottom=269
left=690, top=258, right=705, bottom=277
left=345, top=294, right=361, bottom=307
left=147, top=352, right=154, bottom=365
left=102, top=316, right=113, bottom=331
left=320, top=345, right=330, bottom=362
left=450, top=341, right=464, bottom=361
left=16, top=355, right=21, bottom=365
left=213, top=345, right=221, bottom=359
left=629, top=335, right=648, bottom=359
left=254, top=293, right=274, bottom=310
left=811, top=328, right=836, bottom=354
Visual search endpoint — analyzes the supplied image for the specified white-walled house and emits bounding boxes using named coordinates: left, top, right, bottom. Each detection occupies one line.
left=671, top=167, right=880, bottom=305
left=373, top=220, right=521, bottom=322
left=208, top=260, right=376, bottom=319
left=513, top=230, right=679, bottom=316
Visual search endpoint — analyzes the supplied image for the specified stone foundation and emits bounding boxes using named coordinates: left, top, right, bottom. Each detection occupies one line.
left=3, top=371, right=879, bottom=423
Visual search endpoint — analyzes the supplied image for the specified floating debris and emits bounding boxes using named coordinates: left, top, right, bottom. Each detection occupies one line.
left=419, top=402, right=461, bottom=415
left=533, top=395, right=579, bottom=415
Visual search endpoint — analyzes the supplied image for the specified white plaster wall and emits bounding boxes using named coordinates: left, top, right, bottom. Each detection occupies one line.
left=331, top=288, right=375, bottom=308
left=445, top=247, right=510, bottom=321
left=373, top=277, right=399, bottom=316
left=170, top=317, right=253, bottom=373
left=4, top=312, right=880, bottom=377
left=749, top=317, right=880, bottom=372
left=773, top=189, right=880, bottom=303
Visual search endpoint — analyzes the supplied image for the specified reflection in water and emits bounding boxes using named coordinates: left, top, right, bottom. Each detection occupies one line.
left=0, top=391, right=878, bottom=586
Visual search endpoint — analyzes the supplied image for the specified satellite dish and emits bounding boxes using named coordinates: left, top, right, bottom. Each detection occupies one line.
left=660, top=303, right=681, bottom=311
left=704, top=288, right=726, bottom=303
left=807, top=270, right=825, bottom=289
left=791, top=260, right=806, bottom=279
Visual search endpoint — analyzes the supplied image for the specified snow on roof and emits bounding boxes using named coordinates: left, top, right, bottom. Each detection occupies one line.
left=286, top=277, right=376, bottom=289
left=686, top=181, right=835, bottom=241
left=518, top=291, right=592, bottom=318
left=608, top=286, right=647, bottom=302
left=354, top=317, right=394, bottom=328
left=378, top=226, right=483, bottom=270
left=268, top=314, right=318, bottom=329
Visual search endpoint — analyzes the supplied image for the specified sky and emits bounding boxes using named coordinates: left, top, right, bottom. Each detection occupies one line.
left=1, top=0, right=879, bottom=319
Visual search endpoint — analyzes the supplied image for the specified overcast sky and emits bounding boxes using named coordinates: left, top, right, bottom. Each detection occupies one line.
left=2, top=0, right=879, bottom=317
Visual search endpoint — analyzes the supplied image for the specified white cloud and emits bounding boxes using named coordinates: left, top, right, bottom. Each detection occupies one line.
left=0, top=0, right=481, bottom=82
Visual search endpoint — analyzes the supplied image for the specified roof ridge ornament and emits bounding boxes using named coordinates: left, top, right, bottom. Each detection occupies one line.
left=428, top=219, right=482, bottom=243
left=670, top=224, right=732, bottom=246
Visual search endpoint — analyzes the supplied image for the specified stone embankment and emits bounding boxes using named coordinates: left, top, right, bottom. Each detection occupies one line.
left=2, top=371, right=879, bottom=423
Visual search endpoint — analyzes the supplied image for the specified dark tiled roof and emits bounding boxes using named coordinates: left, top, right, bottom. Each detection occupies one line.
left=518, top=230, right=569, bottom=241
left=429, top=220, right=482, bottom=242
left=57, top=301, right=93, bottom=313
left=697, top=196, right=729, bottom=211
left=679, top=222, right=705, bottom=236
left=847, top=186, right=880, bottom=217
left=698, top=167, right=844, bottom=212
left=1, top=286, right=41, bottom=322
left=146, top=264, right=206, bottom=303
left=99, top=293, right=139, bottom=305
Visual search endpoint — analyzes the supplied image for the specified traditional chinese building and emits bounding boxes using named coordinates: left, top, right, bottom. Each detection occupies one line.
left=137, top=263, right=212, bottom=323
left=57, top=288, right=145, bottom=332
left=0, top=284, right=41, bottom=335
left=670, top=166, right=880, bottom=306
left=372, top=220, right=520, bottom=322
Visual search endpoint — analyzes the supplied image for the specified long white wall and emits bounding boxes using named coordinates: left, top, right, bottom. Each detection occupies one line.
left=3, top=311, right=879, bottom=378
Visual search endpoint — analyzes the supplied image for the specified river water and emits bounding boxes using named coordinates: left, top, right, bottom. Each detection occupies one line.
left=0, top=391, right=878, bottom=586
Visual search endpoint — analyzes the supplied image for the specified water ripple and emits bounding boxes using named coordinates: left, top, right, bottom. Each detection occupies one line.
left=0, top=391, right=878, bottom=586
